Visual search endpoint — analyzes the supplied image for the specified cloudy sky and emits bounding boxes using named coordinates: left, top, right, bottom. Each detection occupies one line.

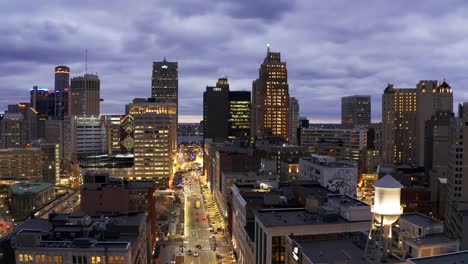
left=2, top=0, right=468, bottom=123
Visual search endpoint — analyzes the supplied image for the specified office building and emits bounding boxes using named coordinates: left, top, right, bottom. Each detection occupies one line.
left=81, top=172, right=157, bottom=248
left=39, top=143, right=60, bottom=183
left=382, top=80, right=453, bottom=166
left=152, top=58, right=178, bottom=123
left=300, top=127, right=367, bottom=164
left=12, top=212, right=150, bottom=264
left=445, top=103, right=468, bottom=249
left=203, top=79, right=230, bottom=142
left=53, top=66, right=70, bottom=119
left=203, top=78, right=251, bottom=143
left=0, top=148, right=42, bottom=181
left=104, top=115, right=122, bottom=154
left=252, top=47, right=290, bottom=142
left=341, top=95, right=371, bottom=127
left=128, top=98, right=177, bottom=185
left=72, top=115, right=106, bottom=158
left=30, top=86, right=49, bottom=138
left=299, top=154, right=358, bottom=196
left=228, top=91, right=251, bottom=142
left=120, top=114, right=135, bottom=154
left=0, top=113, right=29, bottom=148
left=70, top=73, right=101, bottom=116
left=289, top=97, right=300, bottom=145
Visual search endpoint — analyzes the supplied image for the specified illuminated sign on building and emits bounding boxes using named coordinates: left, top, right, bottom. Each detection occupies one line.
left=120, top=115, right=134, bottom=154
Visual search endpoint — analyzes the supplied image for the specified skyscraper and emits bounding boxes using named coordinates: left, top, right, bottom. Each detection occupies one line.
left=203, top=77, right=251, bottom=143
left=289, top=97, right=299, bottom=145
left=341, top=95, right=371, bottom=127
left=54, top=66, right=70, bottom=119
left=382, top=80, right=453, bottom=165
left=445, top=103, right=468, bottom=249
left=128, top=98, right=177, bottom=186
left=228, top=91, right=251, bottom=142
left=30, top=86, right=49, bottom=138
left=152, top=58, right=178, bottom=121
left=70, top=74, right=101, bottom=116
left=203, top=79, right=230, bottom=142
left=252, top=47, right=290, bottom=142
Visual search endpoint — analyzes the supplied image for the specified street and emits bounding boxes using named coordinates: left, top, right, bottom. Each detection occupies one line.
left=159, top=144, right=235, bottom=264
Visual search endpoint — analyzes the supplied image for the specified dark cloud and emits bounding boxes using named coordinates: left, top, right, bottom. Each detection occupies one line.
left=1, top=0, right=468, bottom=122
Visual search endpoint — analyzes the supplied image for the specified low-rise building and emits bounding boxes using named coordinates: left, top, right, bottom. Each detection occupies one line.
left=254, top=205, right=371, bottom=264
left=12, top=212, right=150, bottom=264
left=81, top=172, right=157, bottom=248
left=8, top=182, right=55, bottom=221
left=299, top=154, right=358, bottom=196
left=398, top=213, right=459, bottom=259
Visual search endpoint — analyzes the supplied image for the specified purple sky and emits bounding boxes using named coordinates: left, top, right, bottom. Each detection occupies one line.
left=1, top=0, right=468, bottom=123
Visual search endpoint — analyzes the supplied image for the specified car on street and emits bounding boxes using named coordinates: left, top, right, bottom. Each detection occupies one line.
left=195, top=244, right=202, bottom=249
left=187, top=249, right=193, bottom=255
left=193, top=251, right=199, bottom=257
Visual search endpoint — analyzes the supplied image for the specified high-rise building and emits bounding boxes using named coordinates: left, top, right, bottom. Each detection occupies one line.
left=30, top=86, right=49, bottom=118
left=203, top=79, right=230, bottom=142
left=0, top=113, right=29, bottom=148
left=54, top=66, right=70, bottom=119
left=415, top=80, right=453, bottom=165
left=382, top=80, right=453, bottom=165
left=203, top=77, right=251, bottom=143
left=72, top=115, right=106, bottom=158
left=341, top=95, right=371, bottom=127
left=39, top=143, right=60, bottom=183
left=252, top=47, right=290, bottom=142
left=128, top=98, right=177, bottom=186
left=70, top=74, right=100, bottom=116
left=103, top=115, right=121, bottom=154
left=445, top=103, right=468, bottom=248
left=152, top=58, right=178, bottom=122
left=300, top=127, right=367, bottom=165
left=228, top=91, right=251, bottom=142
left=289, top=97, right=299, bottom=145
left=0, top=148, right=42, bottom=181
left=30, top=87, right=49, bottom=138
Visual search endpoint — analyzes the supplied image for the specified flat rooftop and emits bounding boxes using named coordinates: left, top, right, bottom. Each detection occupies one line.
left=328, top=194, right=370, bottom=208
left=298, top=238, right=364, bottom=264
left=10, top=182, right=54, bottom=195
left=407, top=250, right=468, bottom=264
left=256, top=208, right=366, bottom=227
left=400, top=213, right=440, bottom=228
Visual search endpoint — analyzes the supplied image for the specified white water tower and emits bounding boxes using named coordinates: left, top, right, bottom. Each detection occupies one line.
left=363, top=174, right=403, bottom=262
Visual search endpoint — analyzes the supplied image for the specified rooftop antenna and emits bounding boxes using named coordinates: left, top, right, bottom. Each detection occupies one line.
left=85, top=48, right=88, bottom=74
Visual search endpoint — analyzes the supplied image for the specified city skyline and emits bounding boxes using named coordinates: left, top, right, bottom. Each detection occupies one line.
left=2, top=1, right=468, bottom=124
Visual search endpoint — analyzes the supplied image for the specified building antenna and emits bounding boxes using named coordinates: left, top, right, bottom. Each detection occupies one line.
left=85, top=48, right=88, bottom=74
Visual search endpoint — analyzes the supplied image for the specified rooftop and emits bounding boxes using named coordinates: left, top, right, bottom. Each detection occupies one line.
left=298, top=238, right=364, bottom=264
left=327, top=194, right=369, bottom=208
left=256, top=208, right=365, bottom=227
left=9, top=182, right=54, bottom=195
left=400, top=212, right=440, bottom=228
left=407, top=250, right=468, bottom=264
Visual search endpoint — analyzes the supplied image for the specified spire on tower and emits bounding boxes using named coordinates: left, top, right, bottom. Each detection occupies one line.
left=267, top=43, right=270, bottom=52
